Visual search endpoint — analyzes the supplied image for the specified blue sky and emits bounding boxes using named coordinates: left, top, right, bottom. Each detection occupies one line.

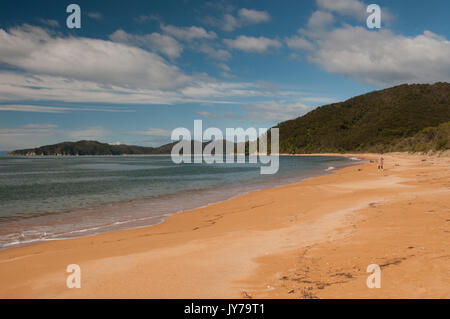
left=0, top=0, right=449, bottom=150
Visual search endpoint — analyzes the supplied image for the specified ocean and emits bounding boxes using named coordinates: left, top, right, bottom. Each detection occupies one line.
left=0, top=155, right=362, bottom=249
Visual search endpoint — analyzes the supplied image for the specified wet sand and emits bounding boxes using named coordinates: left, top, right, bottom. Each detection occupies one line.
left=0, top=153, right=449, bottom=298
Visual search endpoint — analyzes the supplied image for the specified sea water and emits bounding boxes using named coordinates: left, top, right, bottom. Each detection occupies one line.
left=0, top=155, right=362, bottom=249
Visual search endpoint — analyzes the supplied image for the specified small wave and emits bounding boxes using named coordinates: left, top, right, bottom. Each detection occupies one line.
left=349, top=157, right=361, bottom=161
left=325, top=166, right=335, bottom=171
left=2, top=237, right=50, bottom=248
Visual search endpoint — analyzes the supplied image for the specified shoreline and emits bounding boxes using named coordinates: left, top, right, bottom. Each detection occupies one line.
left=0, top=153, right=448, bottom=298
left=0, top=155, right=357, bottom=250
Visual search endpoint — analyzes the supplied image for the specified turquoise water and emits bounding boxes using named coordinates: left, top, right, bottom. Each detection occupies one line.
left=0, top=155, right=362, bottom=248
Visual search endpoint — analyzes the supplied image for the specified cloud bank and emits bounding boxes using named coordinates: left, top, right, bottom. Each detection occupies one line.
left=286, top=0, right=450, bottom=86
left=0, top=24, right=286, bottom=105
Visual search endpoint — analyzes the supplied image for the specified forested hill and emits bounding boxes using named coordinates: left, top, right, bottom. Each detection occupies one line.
left=276, top=82, right=450, bottom=153
left=8, top=140, right=171, bottom=156
left=8, top=140, right=237, bottom=156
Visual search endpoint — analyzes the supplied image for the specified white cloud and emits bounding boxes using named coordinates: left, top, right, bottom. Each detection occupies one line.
left=196, top=111, right=241, bottom=119
left=87, top=12, right=103, bottom=20
left=285, top=36, right=314, bottom=50
left=207, top=8, right=271, bottom=31
left=68, top=126, right=109, bottom=140
left=224, top=36, right=282, bottom=53
left=221, top=14, right=240, bottom=32
left=128, top=128, right=172, bottom=136
left=179, top=81, right=278, bottom=99
left=0, top=104, right=134, bottom=113
left=0, top=25, right=189, bottom=90
left=0, top=105, right=69, bottom=113
left=0, top=70, right=287, bottom=105
left=196, top=100, right=325, bottom=124
left=309, top=27, right=450, bottom=86
left=0, top=72, right=185, bottom=104
left=196, top=44, right=231, bottom=60
left=109, top=29, right=183, bottom=59
left=285, top=2, right=450, bottom=87
left=301, top=96, right=337, bottom=104
left=243, top=102, right=314, bottom=122
left=197, top=98, right=325, bottom=124
left=218, top=63, right=231, bottom=73
left=308, top=10, right=334, bottom=30
left=22, top=124, right=59, bottom=129
left=217, top=63, right=233, bottom=78
left=134, top=14, right=158, bottom=24
left=38, top=19, right=59, bottom=27
left=0, top=124, right=57, bottom=149
left=154, top=24, right=231, bottom=61
left=160, top=24, right=217, bottom=41
left=316, top=0, right=366, bottom=20
left=316, top=0, right=394, bottom=23
left=0, top=24, right=301, bottom=106
left=0, top=124, right=58, bottom=137
left=238, top=9, right=271, bottom=24
left=296, top=10, right=336, bottom=39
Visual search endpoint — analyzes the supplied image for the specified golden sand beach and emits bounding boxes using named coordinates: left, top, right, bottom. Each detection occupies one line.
left=0, top=153, right=449, bottom=299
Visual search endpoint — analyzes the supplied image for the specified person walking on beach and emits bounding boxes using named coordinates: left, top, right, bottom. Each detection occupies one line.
left=378, top=155, right=384, bottom=171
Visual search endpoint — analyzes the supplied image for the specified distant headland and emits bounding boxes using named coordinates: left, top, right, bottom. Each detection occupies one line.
left=8, top=140, right=176, bottom=156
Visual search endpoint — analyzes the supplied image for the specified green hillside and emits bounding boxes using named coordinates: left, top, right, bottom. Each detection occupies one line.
left=8, top=140, right=235, bottom=156
left=394, top=121, right=450, bottom=152
left=276, top=82, right=450, bottom=153
left=9, top=140, right=163, bottom=156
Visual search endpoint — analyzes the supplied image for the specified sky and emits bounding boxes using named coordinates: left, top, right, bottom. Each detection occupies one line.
left=0, top=0, right=449, bottom=150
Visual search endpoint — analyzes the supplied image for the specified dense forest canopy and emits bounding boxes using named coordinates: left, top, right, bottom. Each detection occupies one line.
left=276, top=83, right=450, bottom=153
